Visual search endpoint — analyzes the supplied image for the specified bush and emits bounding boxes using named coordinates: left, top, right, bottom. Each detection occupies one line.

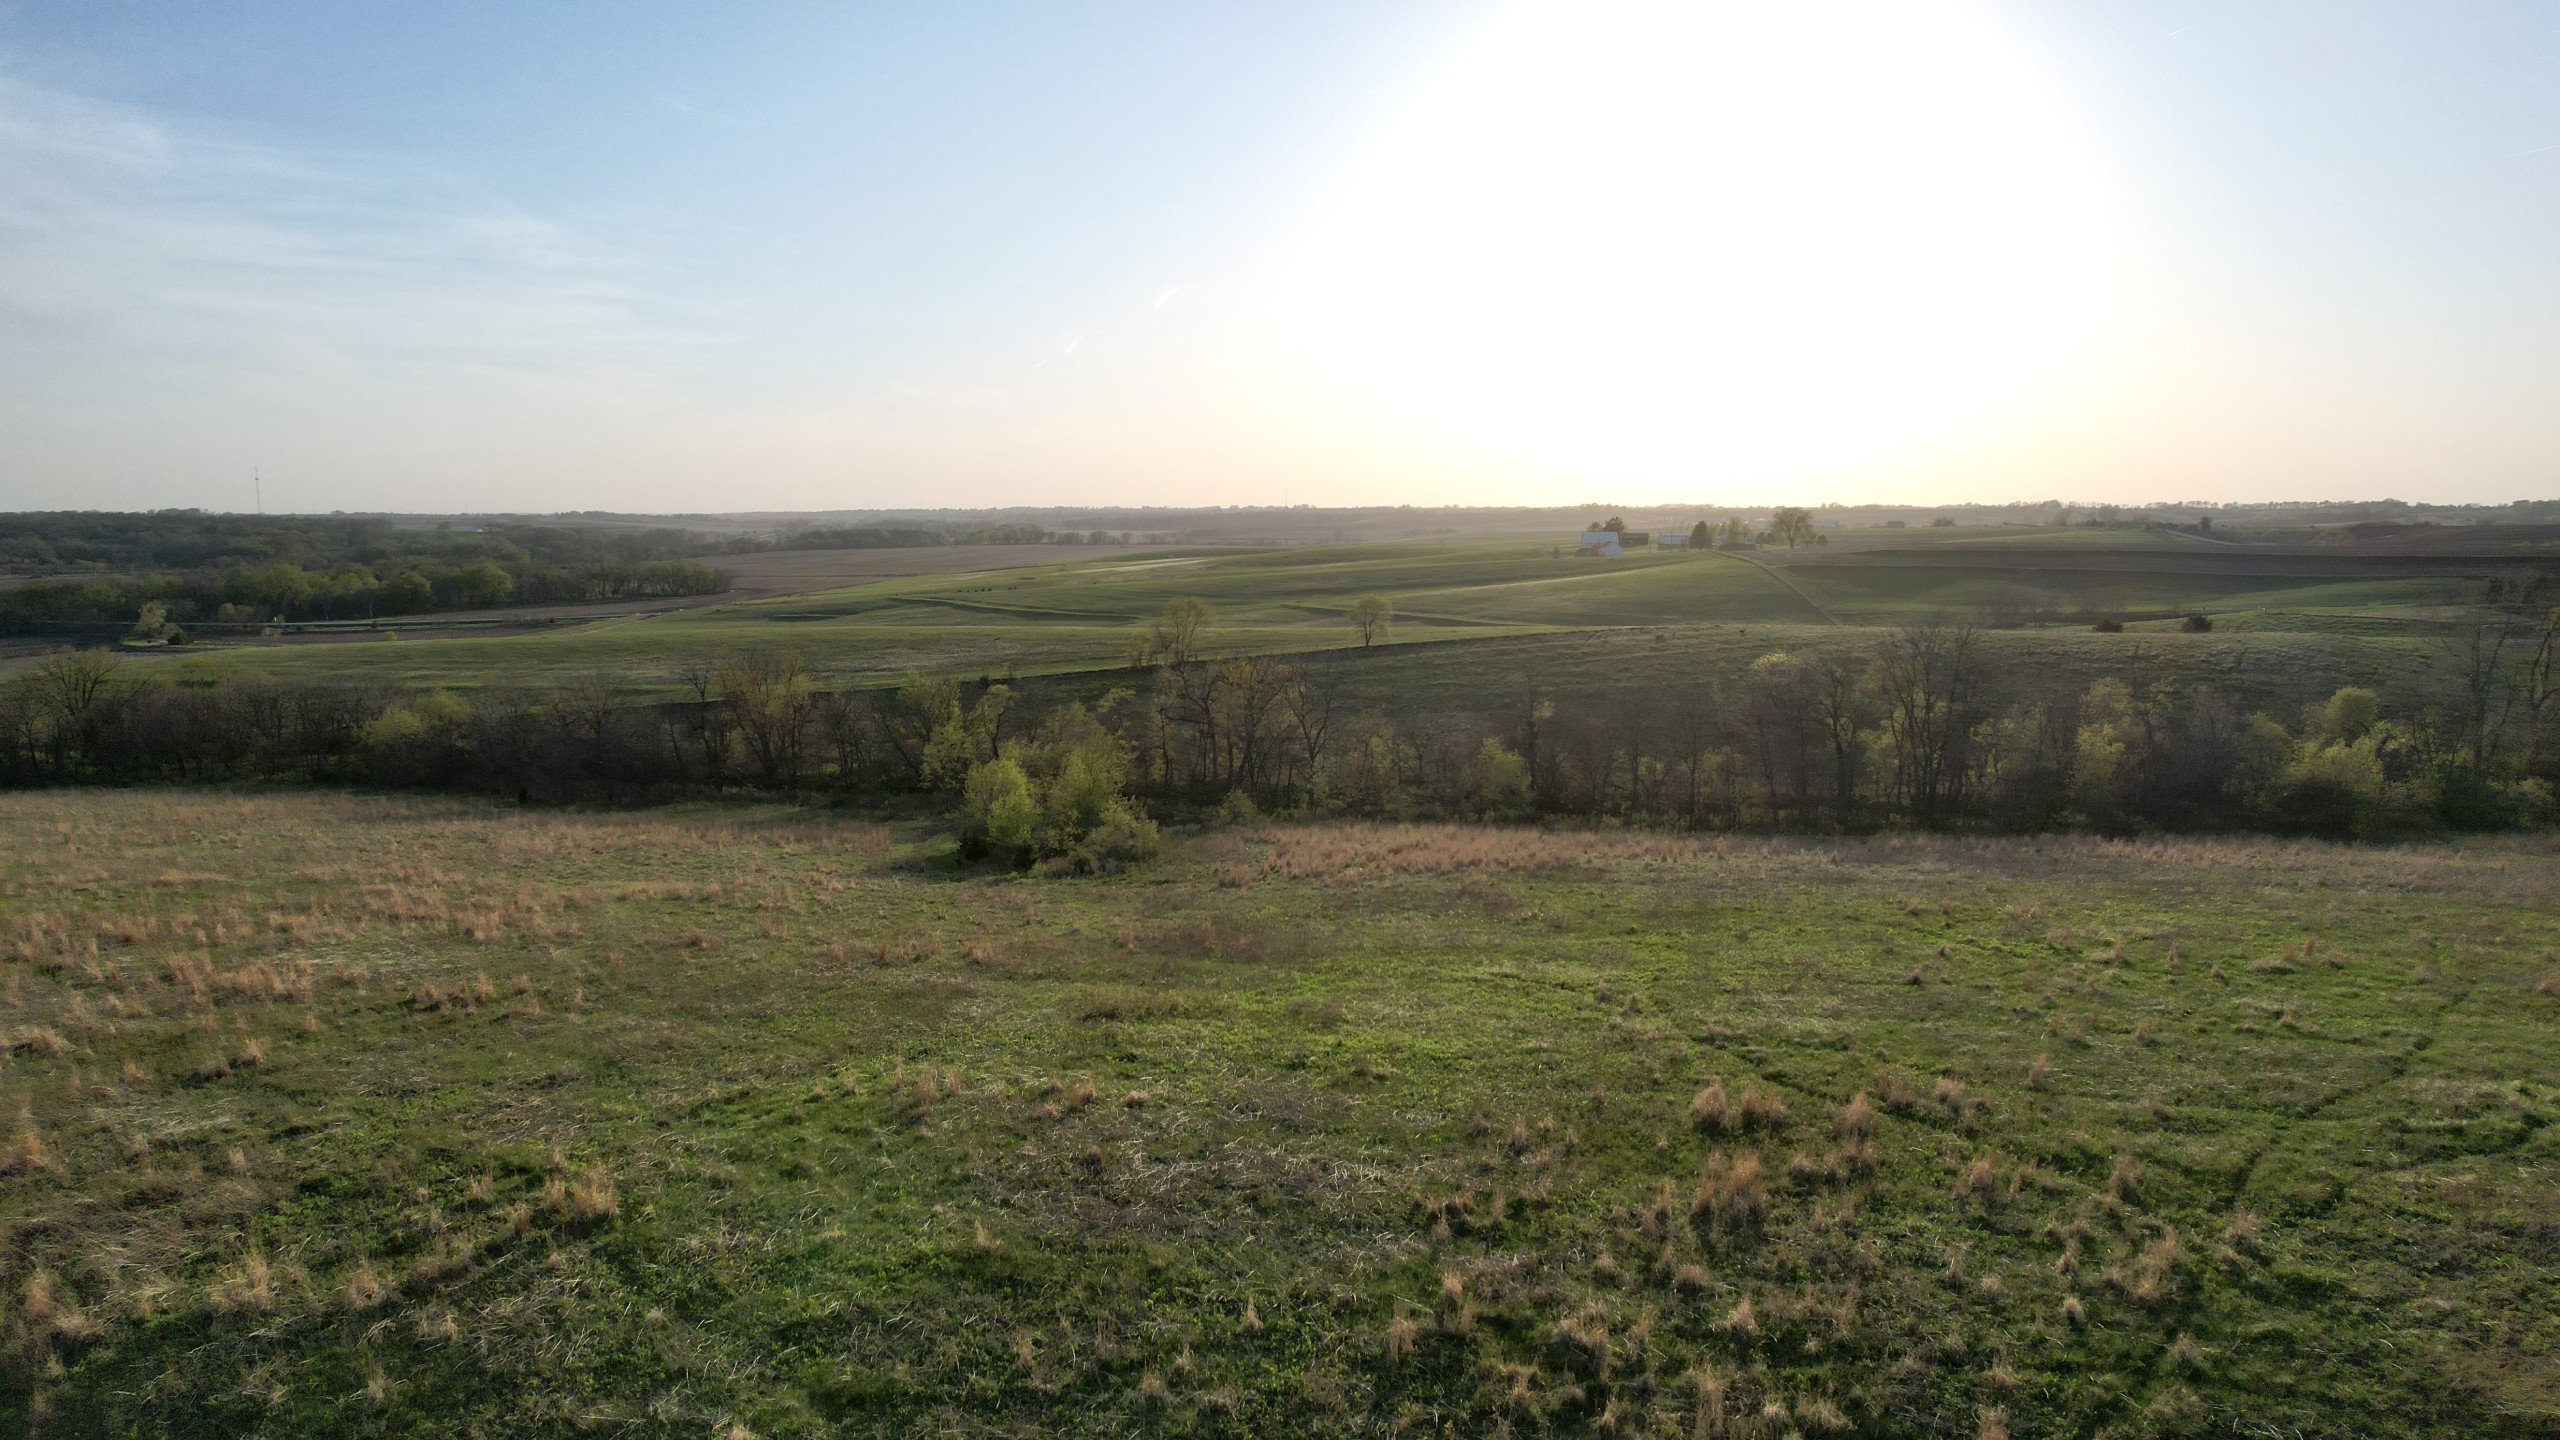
left=1463, top=738, right=1533, bottom=819
left=1071, top=809, right=1161, bottom=874
left=2180, top=613, right=2212, bottom=632
left=2091, top=616, right=2123, bottom=633
left=960, top=757, right=1037, bottom=862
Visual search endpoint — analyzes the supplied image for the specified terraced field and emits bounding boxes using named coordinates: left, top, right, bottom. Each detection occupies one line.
left=118, top=531, right=2544, bottom=711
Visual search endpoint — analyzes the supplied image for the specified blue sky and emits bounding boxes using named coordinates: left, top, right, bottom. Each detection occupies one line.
left=1, top=1, right=2553, bottom=512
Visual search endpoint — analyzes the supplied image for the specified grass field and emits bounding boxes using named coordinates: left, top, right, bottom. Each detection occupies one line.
left=117, top=532, right=2534, bottom=708
left=4, top=791, right=2556, bottom=1436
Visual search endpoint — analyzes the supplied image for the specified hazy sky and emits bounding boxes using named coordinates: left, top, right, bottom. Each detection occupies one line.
left=2, top=1, right=2554, bottom=513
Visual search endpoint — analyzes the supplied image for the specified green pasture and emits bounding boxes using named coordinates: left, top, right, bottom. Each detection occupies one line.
left=4, top=792, right=2554, bottom=1436
left=1774, top=560, right=2475, bottom=628
left=134, top=535, right=2514, bottom=708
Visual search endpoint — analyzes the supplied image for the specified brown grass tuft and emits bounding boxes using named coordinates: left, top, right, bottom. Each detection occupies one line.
left=1955, top=1152, right=2001, bottom=1203
left=2217, top=1209, right=2265, bottom=1264
left=22, top=1270, right=56, bottom=1327
left=1384, top=1311, right=1420, bottom=1365
left=1934, top=1074, right=1984, bottom=1125
left=1874, top=1071, right=1921, bottom=1113
left=1553, top=1302, right=1610, bottom=1368
left=2106, top=1154, right=2143, bottom=1205
left=1689, top=1367, right=1729, bottom=1439
left=8, top=1026, right=73, bottom=1057
left=1836, top=1091, right=1875, bottom=1140
left=1797, top=1396, right=1852, bottom=1433
left=1691, top=1149, right=1768, bottom=1228
left=564, top=1163, right=619, bottom=1223
left=3, top=1118, right=57, bottom=1175
left=1689, top=1077, right=1731, bottom=1131
left=1737, top=1084, right=1788, bottom=1129
left=211, top=1251, right=276, bottom=1312
left=2114, top=1229, right=2181, bottom=1307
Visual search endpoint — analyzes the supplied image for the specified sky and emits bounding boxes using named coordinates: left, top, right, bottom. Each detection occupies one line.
left=0, top=0, right=2554, bottom=514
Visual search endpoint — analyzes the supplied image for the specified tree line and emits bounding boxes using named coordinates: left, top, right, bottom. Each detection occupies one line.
left=0, top=512, right=1138, bottom=636
left=4, top=603, right=2555, bottom=845
left=1, top=558, right=731, bottom=635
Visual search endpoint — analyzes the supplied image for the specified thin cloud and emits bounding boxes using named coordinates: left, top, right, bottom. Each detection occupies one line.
left=0, top=74, right=697, bottom=399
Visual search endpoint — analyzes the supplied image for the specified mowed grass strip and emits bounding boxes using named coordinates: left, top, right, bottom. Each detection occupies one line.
left=3, top=791, right=2556, bottom=1435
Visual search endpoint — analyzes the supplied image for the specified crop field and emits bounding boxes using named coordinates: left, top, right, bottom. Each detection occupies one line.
left=121, top=531, right=2542, bottom=709
left=3, top=791, right=2556, bottom=1436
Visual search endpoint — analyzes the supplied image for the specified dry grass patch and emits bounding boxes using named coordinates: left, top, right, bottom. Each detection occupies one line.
left=1244, top=822, right=1700, bottom=880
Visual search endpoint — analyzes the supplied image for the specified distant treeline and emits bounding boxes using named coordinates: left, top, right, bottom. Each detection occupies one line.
left=0, top=512, right=1127, bottom=633
left=6, top=605, right=2556, bottom=843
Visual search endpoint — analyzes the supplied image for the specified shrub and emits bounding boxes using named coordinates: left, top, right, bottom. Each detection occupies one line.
left=2180, top=613, right=2212, bottom=632
left=960, top=757, right=1037, bottom=861
left=1462, top=738, right=1533, bottom=819
left=1072, top=809, right=1161, bottom=874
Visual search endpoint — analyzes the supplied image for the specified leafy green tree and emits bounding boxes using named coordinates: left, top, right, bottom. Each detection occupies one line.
left=922, top=685, right=1012, bottom=792
left=237, top=561, right=315, bottom=617
left=454, top=562, right=515, bottom=609
left=1349, top=594, right=1391, bottom=648
left=1463, top=738, right=1532, bottom=818
left=2315, top=687, right=2380, bottom=746
left=961, top=757, right=1038, bottom=860
left=379, top=570, right=434, bottom=613
left=1768, top=507, right=1818, bottom=549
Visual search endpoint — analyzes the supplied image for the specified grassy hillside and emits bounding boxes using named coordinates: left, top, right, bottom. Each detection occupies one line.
left=4, top=792, right=2555, bottom=1436
left=118, top=534, right=2523, bottom=713
left=1776, top=560, right=2474, bottom=628
left=157, top=544, right=1816, bottom=694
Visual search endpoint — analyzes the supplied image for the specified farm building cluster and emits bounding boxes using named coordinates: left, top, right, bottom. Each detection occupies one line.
left=1577, top=525, right=1755, bottom=556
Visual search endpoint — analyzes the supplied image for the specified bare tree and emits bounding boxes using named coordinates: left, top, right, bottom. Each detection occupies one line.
left=716, top=649, right=816, bottom=788
left=1279, top=663, right=1346, bottom=805
left=1806, top=650, right=1869, bottom=823
left=1151, top=598, right=1209, bottom=670
left=2439, top=617, right=2522, bottom=769
left=1872, top=619, right=1988, bottom=823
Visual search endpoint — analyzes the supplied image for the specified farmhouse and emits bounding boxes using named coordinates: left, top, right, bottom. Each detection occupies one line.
left=1578, top=529, right=1652, bottom=556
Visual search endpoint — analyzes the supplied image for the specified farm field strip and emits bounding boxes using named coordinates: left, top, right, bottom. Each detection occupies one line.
left=104, top=535, right=2526, bottom=701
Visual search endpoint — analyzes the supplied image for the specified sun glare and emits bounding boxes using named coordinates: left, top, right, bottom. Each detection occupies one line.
left=1275, top=0, right=2124, bottom=490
